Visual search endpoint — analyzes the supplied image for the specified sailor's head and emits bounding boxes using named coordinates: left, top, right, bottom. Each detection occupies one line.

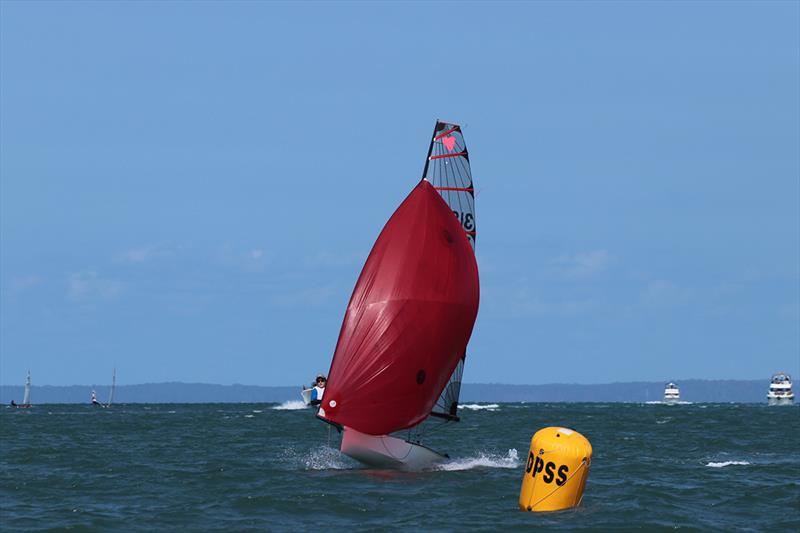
left=316, top=375, right=327, bottom=387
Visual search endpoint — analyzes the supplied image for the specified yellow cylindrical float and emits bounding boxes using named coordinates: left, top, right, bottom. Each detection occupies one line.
left=519, top=427, right=592, bottom=512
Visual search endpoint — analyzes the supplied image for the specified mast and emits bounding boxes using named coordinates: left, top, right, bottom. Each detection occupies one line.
left=107, top=368, right=116, bottom=406
left=421, top=120, right=476, bottom=421
left=23, top=370, right=31, bottom=405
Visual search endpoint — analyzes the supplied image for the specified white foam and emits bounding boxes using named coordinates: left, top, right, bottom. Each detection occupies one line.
left=244, top=414, right=254, bottom=418
left=435, top=449, right=520, bottom=471
left=706, top=460, right=750, bottom=468
left=303, top=446, right=359, bottom=470
left=460, top=403, right=500, bottom=411
left=272, top=400, right=308, bottom=411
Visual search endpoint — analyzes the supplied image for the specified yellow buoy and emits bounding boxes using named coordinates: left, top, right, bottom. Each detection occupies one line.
left=519, top=427, right=592, bottom=512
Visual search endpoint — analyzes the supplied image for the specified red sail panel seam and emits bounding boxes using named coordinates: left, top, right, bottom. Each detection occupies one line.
left=430, top=152, right=466, bottom=160
left=434, top=126, right=459, bottom=140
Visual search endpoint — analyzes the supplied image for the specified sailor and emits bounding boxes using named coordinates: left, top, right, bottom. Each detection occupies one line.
left=310, top=375, right=326, bottom=406
left=91, top=390, right=100, bottom=405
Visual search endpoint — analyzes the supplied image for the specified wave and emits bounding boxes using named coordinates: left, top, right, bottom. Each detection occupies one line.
left=435, top=449, right=520, bottom=471
left=460, top=403, right=500, bottom=411
left=272, top=400, right=308, bottom=411
left=706, top=460, right=750, bottom=468
left=645, top=401, right=693, bottom=405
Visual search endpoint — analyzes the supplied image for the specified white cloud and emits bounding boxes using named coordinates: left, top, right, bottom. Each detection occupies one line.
left=271, top=285, right=337, bottom=308
left=551, top=250, right=613, bottom=279
left=117, top=243, right=179, bottom=264
left=640, top=280, right=692, bottom=309
left=482, top=280, right=597, bottom=319
left=311, top=250, right=367, bottom=269
left=215, top=244, right=269, bottom=272
left=68, top=271, right=123, bottom=302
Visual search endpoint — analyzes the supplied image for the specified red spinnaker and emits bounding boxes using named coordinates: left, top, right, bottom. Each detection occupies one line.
left=320, top=180, right=479, bottom=435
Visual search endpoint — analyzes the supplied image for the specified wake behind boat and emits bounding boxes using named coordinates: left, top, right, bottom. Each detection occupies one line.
left=316, top=120, right=479, bottom=469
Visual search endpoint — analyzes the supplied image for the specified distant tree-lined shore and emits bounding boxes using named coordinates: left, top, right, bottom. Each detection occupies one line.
left=0, top=380, right=770, bottom=404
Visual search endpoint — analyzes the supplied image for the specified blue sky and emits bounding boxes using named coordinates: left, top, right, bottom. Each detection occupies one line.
left=1, top=1, right=798, bottom=386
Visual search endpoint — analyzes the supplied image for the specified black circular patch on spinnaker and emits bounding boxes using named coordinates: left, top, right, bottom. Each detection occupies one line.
left=416, top=369, right=426, bottom=384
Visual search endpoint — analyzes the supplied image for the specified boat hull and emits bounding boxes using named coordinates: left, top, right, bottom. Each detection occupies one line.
left=768, top=396, right=794, bottom=406
left=340, top=426, right=447, bottom=470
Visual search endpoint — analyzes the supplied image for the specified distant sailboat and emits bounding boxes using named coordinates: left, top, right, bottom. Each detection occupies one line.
left=10, top=371, right=32, bottom=408
left=317, top=120, right=480, bottom=469
left=92, top=369, right=116, bottom=408
left=106, top=368, right=116, bottom=408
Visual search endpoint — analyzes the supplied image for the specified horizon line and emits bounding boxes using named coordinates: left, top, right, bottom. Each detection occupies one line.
left=0, top=377, right=775, bottom=388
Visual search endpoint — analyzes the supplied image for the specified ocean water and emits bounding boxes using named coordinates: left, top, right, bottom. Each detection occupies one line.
left=1, top=402, right=798, bottom=531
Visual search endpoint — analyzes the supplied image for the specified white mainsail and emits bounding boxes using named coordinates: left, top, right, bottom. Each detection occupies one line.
left=22, top=370, right=31, bottom=405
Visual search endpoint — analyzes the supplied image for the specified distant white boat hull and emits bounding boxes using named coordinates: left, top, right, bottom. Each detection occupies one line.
left=768, top=396, right=794, bottom=406
left=340, top=426, right=447, bottom=470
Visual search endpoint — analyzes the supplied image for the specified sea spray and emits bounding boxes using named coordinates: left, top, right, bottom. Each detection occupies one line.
left=435, top=449, right=520, bottom=471
left=273, top=400, right=308, bottom=411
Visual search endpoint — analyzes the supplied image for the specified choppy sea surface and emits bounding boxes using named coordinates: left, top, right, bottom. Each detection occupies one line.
left=1, top=402, right=798, bottom=531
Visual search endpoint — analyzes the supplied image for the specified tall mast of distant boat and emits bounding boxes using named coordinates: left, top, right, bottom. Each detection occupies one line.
left=106, top=368, right=116, bottom=407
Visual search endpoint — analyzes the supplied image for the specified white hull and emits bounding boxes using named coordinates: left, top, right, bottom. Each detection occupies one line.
left=340, top=426, right=447, bottom=470
left=301, top=388, right=312, bottom=405
left=768, top=396, right=794, bottom=406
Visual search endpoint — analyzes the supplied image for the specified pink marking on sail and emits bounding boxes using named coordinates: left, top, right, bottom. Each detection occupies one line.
left=442, top=136, right=457, bottom=152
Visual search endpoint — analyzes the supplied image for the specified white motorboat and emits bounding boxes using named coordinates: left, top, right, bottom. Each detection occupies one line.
left=767, top=372, right=794, bottom=405
left=664, top=382, right=680, bottom=403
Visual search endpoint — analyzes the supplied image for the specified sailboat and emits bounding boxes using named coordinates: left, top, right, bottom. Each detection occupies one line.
left=91, top=368, right=117, bottom=409
left=105, top=368, right=116, bottom=408
left=93, top=369, right=116, bottom=408
left=10, top=371, right=32, bottom=408
left=317, top=120, right=479, bottom=469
